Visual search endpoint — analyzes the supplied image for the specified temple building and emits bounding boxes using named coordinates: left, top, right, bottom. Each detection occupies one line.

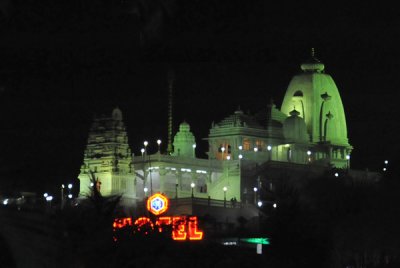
left=78, top=52, right=369, bottom=211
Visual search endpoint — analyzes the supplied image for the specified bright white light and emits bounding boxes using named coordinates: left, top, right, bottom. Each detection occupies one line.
left=68, top=194, right=73, bottom=199
left=191, top=182, right=195, bottom=188
left=384, top=160, right=389, bottom=165
left=346, top=155, right=350, bottom=160
left=238, top=154, right=243, bottom=159
left=254, top=147, right=258, bottom=152
left=223, top=186, right=227, bottom=192
left=221, top=147, right=225, bottom=152
left=253, top=187, right=258, bottom=192
left=226, top=155, right=231, bottom=160
left=90, top=182, right=94, bottom=187
left=257, top=201, right=262, bottom=207
left=68, top=184, right=73, bottom=189
left=157, top=139, right=161, bottom=145
left=61, top=184, right=65, bottom=189
left=238, top=146, right=243, bottom=150
left=141, top=148, right=145, bottom=154
left=267, top=145, right=272, bottom=151
left=334, top=172, right=339, bottom=177
left=43, top=193, right=48, bottom=198
left=3, top=199, right=8, bottom=205
left=307, top=150, right=312, bottom=156
left=383, top=167, right=387, bottom=172
left=192, top=144, right=196, bottom=148
left=144, top=187, right=148, bottom=193
left=144, top=141, right=148, bottom=147
left=273, top=203, right=277, bottom=208
left=46, top=196, right=53, bottom=201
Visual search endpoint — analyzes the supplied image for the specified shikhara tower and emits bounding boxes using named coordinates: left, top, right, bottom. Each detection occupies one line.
left=78, top=52, right=360, bottom=205
left=78, top=107, right=136, bottom=200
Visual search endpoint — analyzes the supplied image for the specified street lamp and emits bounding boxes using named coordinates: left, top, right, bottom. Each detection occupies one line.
left=267, top=145, right=272, bottom=161
left=157, top=139, right=161, bottom=153
left=307, top=150, right=312, bottom=163
left=68, top=184, right=73, bottom=190
left=238, top=154, right=243, bottom=159
left=253, top=187, right=258, bottom=205
left=221, top=146, right=225, bottom=160
left=192, top=144, right=196, bottom=158
left=191, top=182, right=195, bottom=198
left=141, top=148, right=145, bottom=160
left=346, top=155, right=350, bottom=169
left=226, top=155, right=231, bottom=160
left=144, top=187, right=148, bottom=197
left=223, top=186, right=227, bottom=207
left=257, top=201, right=262, bottom=208
left=254, top=147, right=258, bottom=152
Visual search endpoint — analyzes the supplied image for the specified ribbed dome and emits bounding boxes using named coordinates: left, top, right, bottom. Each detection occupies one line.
left=283, top=109, right=309, bottom=142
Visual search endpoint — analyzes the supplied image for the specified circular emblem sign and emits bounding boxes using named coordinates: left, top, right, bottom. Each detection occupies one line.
left=147, top=193, right=169, bottom=215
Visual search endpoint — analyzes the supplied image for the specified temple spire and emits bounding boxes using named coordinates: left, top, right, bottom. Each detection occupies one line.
left=167, top=68, right=175, bottom=155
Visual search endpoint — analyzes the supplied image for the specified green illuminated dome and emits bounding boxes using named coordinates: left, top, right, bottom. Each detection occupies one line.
left=281, top=52, right=350, bottom=146
left=283, top=109, right=309, bottom=143
left=173, top=121, right=196, bottom=157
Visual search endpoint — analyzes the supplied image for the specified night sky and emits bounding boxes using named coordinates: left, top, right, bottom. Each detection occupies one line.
left=0, top=1, right=399, bottom=193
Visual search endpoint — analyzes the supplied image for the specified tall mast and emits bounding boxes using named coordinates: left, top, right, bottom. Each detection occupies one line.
left=167, top=68, right=175, bottom=155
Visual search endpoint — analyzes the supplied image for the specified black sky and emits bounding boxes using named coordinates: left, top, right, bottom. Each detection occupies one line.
left=0, top=1, right=399, bottom=193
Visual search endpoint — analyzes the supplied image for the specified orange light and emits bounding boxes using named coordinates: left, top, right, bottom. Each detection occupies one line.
left=156, top=216, right=172, bottom=232
left=172, top=217, right=187, bottom=240
left=134, top=217, right=154, bottom=233
left=188, top=216, right=203, bottom=240
left=147, top=193, right=169, bottom=215
left=113, top=217, right=133, bottom=229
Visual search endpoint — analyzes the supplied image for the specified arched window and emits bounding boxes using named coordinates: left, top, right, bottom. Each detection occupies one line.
left=293, top=90, right=303, bottom=97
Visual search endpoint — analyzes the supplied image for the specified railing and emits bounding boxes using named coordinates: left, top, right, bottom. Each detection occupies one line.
left=169, top=197, right=244, bottom=208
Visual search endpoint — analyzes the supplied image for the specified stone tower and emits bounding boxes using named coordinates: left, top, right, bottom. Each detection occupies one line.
left=78, top=107, right=136, bottom=199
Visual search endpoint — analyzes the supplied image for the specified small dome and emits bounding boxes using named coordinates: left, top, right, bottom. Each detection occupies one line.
left=179, top=121, right=190, bottom=131
left=283, top=109, right=309, bottom=143
left=112, top=107, right=123, bottom=121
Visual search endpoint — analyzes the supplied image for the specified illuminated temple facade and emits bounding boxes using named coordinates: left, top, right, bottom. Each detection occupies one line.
left=78, top=54, right=354, bottom=205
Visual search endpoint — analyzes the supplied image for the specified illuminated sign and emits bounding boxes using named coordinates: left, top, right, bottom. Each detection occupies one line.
left=113, top=216, right=203, bottom=241
left=147, top=193, right=169, bottom=215
left=113, top=193, right=203, bottom=241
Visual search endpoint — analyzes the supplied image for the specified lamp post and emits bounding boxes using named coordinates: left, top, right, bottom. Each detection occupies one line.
left=60, top=184, right=65, bottom=209
left=141, top=148, right=145, bottom=160
left=267, top=145, right=272, bottom=161
left=346, top=155, right=350, bottom=170
left=144, top=141, right=148, bottom=155
left=221, top=146, right=225, bottom=161
left=157, top=139, right=161, bottom=153
left=191, top=182, right=195, bottom=198
left=223, top=186, right=227, bottom=207
left=192, top=144, right=196, bottom=158
left=175, top=180, right=179, bottom=199
left=307, top=150, right=312, bottom=163
left=253, top=187, right=258, bottom=205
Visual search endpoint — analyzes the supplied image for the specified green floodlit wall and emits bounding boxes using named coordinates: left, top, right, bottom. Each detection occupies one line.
left=281, top=62, right=350, bottom=147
